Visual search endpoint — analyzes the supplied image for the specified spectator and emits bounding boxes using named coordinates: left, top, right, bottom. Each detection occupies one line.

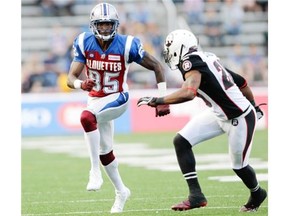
left=220, top=0, right=244, bottom=35
left=37, top=0, right=58, bottom=16
left=245, top=44, right=267, bottom=83
left=22, top=52, right=60, bottom=93
left=48, top=24, right=68, bottom=58
left=41, top=52, right=60, bottom=91
left=146, top=22, right=163, bottom=59
left=241, top=0, right=262, bottom=12
left=226, top=43, right=245, bottom=75
left=183, top=0, right=204, bottom=25
left=52, top=0, right=75, bottom=16
left=203, top=7, right=224, bottom=46
left=127, top=2, right=151, bottom=25
left=22, top=53, right=44, bottom=93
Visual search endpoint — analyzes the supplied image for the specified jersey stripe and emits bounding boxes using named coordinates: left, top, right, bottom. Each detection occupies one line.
left=78, top=32, right=86, bottom=58
left=102, top=3, right=107, bottom=16
left=122, top=35, right=134, bottom=91
left=125, top=36, right=133, bottom=63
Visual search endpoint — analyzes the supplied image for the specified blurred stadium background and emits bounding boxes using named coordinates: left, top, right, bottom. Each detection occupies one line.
left=21, top=0, right=268, bottom=137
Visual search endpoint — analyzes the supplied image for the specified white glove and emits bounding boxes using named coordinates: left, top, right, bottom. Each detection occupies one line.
left=254, top=103, right=266, bottom=120
left=137, top=97, right=157, bottom=107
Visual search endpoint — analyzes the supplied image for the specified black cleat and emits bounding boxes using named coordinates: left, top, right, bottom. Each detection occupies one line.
left=239, top=188, right=267, bottom=212
left=171, top=193, right=207, bottom=211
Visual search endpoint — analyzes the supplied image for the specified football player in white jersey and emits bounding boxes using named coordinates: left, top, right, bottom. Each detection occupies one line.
left=66, top=3, right=170, bottom=213
left=138, top=29, right=267, bottom=212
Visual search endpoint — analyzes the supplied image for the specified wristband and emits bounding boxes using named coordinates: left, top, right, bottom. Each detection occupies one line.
left=73, top=79, right=83, bottom=89
left=250, top=100, right=256, bottom=107
left=155, top=97, right=165, bottom=105
left=186, top=87, right=197, bottom=96
left=157, top=82, right=167, bottom=97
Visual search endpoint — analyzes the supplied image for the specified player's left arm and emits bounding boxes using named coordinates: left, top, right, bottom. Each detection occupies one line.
left=227, top=68, right=266, bottom=119
left=139, top=52, right=166, bottom=84
left=137, top=52, right=170, bottom=117
left=241, top=83, right=266, bottom=120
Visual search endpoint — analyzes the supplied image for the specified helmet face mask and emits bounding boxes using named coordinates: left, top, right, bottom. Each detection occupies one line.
left=163, top=29, right=198, bottom=70
left=90, top=3, right=119, bottom=41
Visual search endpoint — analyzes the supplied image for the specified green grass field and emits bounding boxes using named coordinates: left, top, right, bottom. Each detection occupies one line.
left=22, top=129, right=268, bottom=216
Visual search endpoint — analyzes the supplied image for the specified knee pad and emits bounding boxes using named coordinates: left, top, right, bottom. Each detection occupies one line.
left=173, top=133, right=191, bottom=153
left=80, top=110, right=97, bottom=132
left=100, top=151, right=115, bottom=166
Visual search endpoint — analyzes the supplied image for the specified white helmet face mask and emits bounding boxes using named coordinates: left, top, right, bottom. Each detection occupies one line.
left=90, top=3, right=119, bottom=41
left=163, top=29, right=198, bottom=70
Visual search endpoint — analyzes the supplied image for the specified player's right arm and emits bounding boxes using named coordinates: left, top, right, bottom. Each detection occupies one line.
left=67, top=61, right=85, bottom=89
left=67, top=61, right=95, bottom=91
left=66, top=34, right=95, bottom=91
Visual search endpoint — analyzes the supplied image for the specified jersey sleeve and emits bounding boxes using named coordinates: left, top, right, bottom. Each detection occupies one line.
left=128, top=37, right=146, bottom=64
left=225, top=68, right=247, bottom=89
left=179, top=55, right=206, bottom=79
left=72, top=33, right=86, bottom=64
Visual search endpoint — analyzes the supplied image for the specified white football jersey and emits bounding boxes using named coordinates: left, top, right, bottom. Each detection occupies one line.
left=179, top=51, right=250, bottom=120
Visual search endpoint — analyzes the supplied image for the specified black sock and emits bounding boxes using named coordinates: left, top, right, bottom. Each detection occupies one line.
left=233, top=165, right=260, bottom=195
left=173, top=134, right=202, bottom=195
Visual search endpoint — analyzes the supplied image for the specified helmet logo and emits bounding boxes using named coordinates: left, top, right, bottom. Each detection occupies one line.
left=165, top=34, right=174, bottom=47
left=182, top=60, right=192, bottom=71
left=166, top=40, right=172, bottom=47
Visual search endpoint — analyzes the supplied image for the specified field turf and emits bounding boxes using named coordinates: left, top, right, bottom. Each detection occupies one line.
left=22, top=129, right=268, bottom=216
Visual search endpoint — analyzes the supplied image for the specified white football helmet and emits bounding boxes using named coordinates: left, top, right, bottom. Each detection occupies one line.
left=90, top=3, right=119, bottom=41
left=163, top=29, right=198, bottom=70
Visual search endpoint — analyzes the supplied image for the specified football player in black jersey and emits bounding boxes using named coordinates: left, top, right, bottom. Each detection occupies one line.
left=138, top=29, right=267, bottom=212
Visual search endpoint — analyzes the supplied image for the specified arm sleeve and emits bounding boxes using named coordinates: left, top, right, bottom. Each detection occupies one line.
left=225, top=67, right=247, bottom=89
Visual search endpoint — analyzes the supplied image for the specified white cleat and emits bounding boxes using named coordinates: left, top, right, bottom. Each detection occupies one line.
left=86, top=170, right=103, bottom=191
left=110, top=187, right=131, bottom=213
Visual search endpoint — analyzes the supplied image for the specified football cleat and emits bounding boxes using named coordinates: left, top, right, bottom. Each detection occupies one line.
left=110, top=187, right=131, bottom=213
left=239, top=188, right=267, bottom=212
left=86, top=170, right=103, bottom=191
left=171, top=194, right=207, bottom=211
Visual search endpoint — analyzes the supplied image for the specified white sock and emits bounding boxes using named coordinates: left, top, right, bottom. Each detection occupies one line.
left=84, top=130, right=100, bottom=172
left=104, top=159, right=126, bottom=192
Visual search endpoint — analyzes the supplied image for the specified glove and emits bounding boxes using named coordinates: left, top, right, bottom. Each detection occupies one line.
left=137, top=97, right=170, bottom=117
left=137, top=97, right=158, bottom=107
left=155, top=105, right=170, bottom=117
left=81, top=79, right=95, bottom=91
left=254, top=103, right=267, bottom=120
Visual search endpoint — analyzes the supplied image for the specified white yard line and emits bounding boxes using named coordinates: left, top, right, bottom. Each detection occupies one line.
left=22, top=137, right=268, bottom=179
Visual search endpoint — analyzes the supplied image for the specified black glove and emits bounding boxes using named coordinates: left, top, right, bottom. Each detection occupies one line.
left=254, top=103, right=267, bottom=120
